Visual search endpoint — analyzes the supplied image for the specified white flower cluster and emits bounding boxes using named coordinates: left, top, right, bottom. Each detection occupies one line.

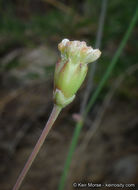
left=58, top=39, right=101, bottom=64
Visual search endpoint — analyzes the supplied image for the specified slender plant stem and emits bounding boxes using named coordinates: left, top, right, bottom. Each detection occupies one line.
left=80, top=0, right=107, bottom=114
left=85, top=6, right=138, bottom=116
left=12, top=104, right=62, bottom=190
left=58, top=7, right=138, bottom=190
left=58, top=121, right=82, bottom=190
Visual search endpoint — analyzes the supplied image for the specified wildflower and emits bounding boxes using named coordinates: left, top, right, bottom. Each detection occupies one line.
left=54, top=39, right=101, bottom=108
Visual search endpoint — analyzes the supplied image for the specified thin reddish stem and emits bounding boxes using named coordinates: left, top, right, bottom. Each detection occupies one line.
left=12, top=104, right=62, bottom=190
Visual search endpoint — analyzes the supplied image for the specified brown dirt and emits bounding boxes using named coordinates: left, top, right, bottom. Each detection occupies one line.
left=0, top=80, right=138, bottom=190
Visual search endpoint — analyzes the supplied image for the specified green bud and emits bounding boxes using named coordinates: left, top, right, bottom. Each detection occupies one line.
left=53, top=39, right=101, bottom=108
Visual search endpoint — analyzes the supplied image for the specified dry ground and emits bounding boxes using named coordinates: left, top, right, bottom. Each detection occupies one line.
left=0, top=79, right=138, bottom=190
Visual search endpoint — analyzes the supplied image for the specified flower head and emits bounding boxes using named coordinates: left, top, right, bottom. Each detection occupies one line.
left=58, top=39, right=101, bottom=64
left=53, top=39, right=101, bottom=108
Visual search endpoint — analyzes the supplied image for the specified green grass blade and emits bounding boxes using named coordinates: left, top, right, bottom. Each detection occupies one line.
left=85, top=7, right=138, bottom=116
left=58, top=7, right=138, bottom=190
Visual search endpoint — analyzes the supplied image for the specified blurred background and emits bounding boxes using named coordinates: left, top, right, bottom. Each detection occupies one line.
left=0, top=0, right=138, bottom=189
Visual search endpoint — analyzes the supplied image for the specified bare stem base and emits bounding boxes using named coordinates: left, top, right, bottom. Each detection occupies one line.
left=12, top=104, right=62, bottom=190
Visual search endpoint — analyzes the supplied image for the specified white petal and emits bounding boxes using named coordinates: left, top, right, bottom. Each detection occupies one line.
left=61, top=39, right=69, bottom=46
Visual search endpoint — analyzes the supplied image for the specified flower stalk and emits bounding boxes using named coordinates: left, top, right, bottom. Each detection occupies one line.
left=12, top=105, right=62, bottom=190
